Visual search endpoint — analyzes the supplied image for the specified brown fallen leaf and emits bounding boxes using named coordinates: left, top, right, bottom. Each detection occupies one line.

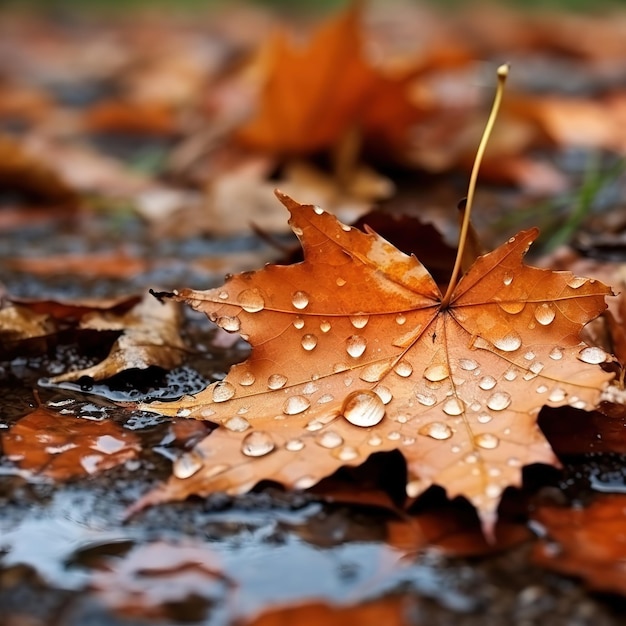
left=1, top=407, right=140, bottom=480
left=48, top=292, right=185, bottom=383
left=84, top=100, right=179, bottom=137
left=137, top=191, right=613, bottom=533
left=533, top=494, right=626, bottom=596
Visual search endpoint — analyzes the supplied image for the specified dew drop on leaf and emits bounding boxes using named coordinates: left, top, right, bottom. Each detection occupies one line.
left=267, top=374, right=288, bottom=389
left=374, top=385, right=393, bottom=405
left=577, top=346, right=608, bottom=364
left=548, top=387, right=566, bottom=402
left=442, top=398, right=464, bottom=416
left=395, top=313, right=406, bottom=325
left=217, top=316, right=240, bottom=332
left=368, top=434, right=382, bottom=446
left=316, top=430, right=343, bottom=449
left=477, top=414, right=492, bottom=424
left=320, top=320, right=331, bottom=333
left=349, top=314, right=369, bottom=329
left=486, top=391, right=511, bottom=411
left=497, top=301, right=526, bottom=315
left=493, top=332, right=522, bottom=352
left=173, top=451, right=204, bottom=479
left=478, top=376, right=497, bottom=390
left=291, top=291, right=310, bottom=310
left=283, top=395, right=311, bottom=415
left=549, top=347, right=564, bottom=360
left=346, top=335, right=367, bottom=358
left=241, top=431, right=275, bottom=457
left=567, top=276, right=587, bottom=289
left=419, top=422, right=453, bottom=440
left=224, top=416, right=251, bottom=432
left=295, top=476, right=316, bottom=489
left=424, top=363, right=449, bottom=382
left=459, top=358, right=479, bottom=371
left=393, top=360, right=413, bottom=377
left=503, top=273, right=513, bottom=286
left=334, top=446, right=359, bottom=461
left=415, top=392, right=436, bottom=407
left=239, top=371, right=255, bottom=386
left=534, top=303, right=556, bottom=325
left=293, top=317, right=305, bottom=330
left=212, top=381, right=235, bottom=402
left=341, top=389, right=386, bottom=427
left=301, top=334, right=318, bottom=351
left=237, top=289, right=265, bottom=313
left=475, top=433, right=500, bottom=449
left=286, top=438, right=305, bottom=452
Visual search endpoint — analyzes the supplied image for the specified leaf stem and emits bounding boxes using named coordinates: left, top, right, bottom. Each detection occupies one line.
left=441, top=64, right=509, bottom=308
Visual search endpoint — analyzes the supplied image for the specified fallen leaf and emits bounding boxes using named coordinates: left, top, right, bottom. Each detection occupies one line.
left=533, top=494, right=626, bottom=596
left=84, top=100, right=179, bottom=136
left=1, top=407, right=140, bottom=480
left=138, top=192, right=613, bottom=533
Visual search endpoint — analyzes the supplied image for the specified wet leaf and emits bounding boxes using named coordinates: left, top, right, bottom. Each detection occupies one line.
left=533, top=494, right=626, bottom=596
left=1, top=407, right=140, bottom=480
left=138, top=192, right=613, bottom=533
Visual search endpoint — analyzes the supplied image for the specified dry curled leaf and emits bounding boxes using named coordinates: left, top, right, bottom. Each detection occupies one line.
left=138, top=192, right=612, bottom=533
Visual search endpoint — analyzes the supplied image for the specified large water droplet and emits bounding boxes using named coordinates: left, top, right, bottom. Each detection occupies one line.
left=316, top=430, right=343, bottom=449
left=359, top=363, right=387, bottom=383
left=293, top=317, right=305, bottom=330
left=239, top=371, right=255, bottom=386
left=342, top=390, right=386, bottom=427
left=415, top=392, right=436, bottom=407
left=224, top=416, right=251, bottom=432
left=375, top=386, right=393, bottom=405
left=549, top=347, right=563, bottom=360
left=578, top=346, right=607, bottom=364
left=478, top=376, right=497, bottom=390
left=486, top=391, right=511, bottom=411
left=173, top=451, right=204, bottom=479
left=283, top=395, right=311, bottom=415
left=346, top=335, right=367, bottom=358
left=494, top=332, right=522, bottom=352
left=267, top=374, right=287, bottom=389
left=394, top=360, right=413, bottom=377
left=237, top=289, right=265, bottom=313
left=497, top=300, right=526, bottom=315
left=241, top=431, right=274, bottom=457
left=320, top=321, right=331, bottom=333
left=534, top=303, right=556, bottom=325
left=291, top=291, right=310, bottom=310
left=301, top=334, right=318, bottom=351
left=286, top=439, right=305, bottom=452
left=424, top=363, right=449, bottom=382
left=475, top=433, right=499, bottom=449
left=442, top=398, right=464, bottom=416
left=567, top=276, right=587, bottom=289
left=459, top=358, right=479, bottom=371
left=350, top=314, right=369, bottom=329
left=218, top=316, right=241, bottom=333
left=212, top=381, right=235, bottom=402
left=420, top=422, right=453, bottom=440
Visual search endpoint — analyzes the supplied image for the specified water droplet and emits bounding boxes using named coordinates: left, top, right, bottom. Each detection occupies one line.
left=486, top=484, right=502, bottom=499
left=479, top=376, right=497, bottom=390
left=388, top=431, right=401, bottom=441
left=475, top=433, right=499, bottom=449
left=224, top=416, right=251, bottom=432
left=344, top=376, right=354, bottom=387
left=396, top=414, right=408, bottom=424
left=424, top=363, right=449, bottom=382
left=333, top=363, right=348, bottom=373
left=465, top=453, right=478, bottom=464
left=470, top=401, right=482, bottom=412
left=218, top=316, right=240, bottom=333
left=396, top=314, right=407, bottom=325
left=534, top=303, right=556, bottom=325
left=342, top=390, right=386, bottom=427
left=173, top=451, right=204, bottom=479
left=301, top=334, right=318, bottom=351
left=477, top=414, right=492, bottom=424
left=507, top=457, right=522, bottom=467
left=314, top=206, right=324, bottom=215
left=508, top=236, right=516, bottom=244
left=368, top=434, right=382, bottom=446
left=529, top=361, right=544, bottom=375
left=237, top=289, right=265, bottom=313
left=536, top=384, right=548, bottom=394
left=549, top=347, right=563, bottom=360
left=239, top=371, right=255, bottom=386
left=302, top=381, right=319, bottom=395
left=406, top=479, right=425, bottom=497
left=286, top=439, right=305, bottom=451
left=394, top=360, right=413, bottom=377
left=292, top=291, right=310, bottom=310
left=336, top=277, right=346, bottom=287
left=335, top=446, right=359, bottom=462
left=306, top=420, right=324, bottom=431
left=295, top=475, right=316, bottom=489
left=349, top=314, right=369, bottom=329
left=293, top=317, right=305, bottom=330
left=292, top=225, right=303, bottom=236
left=283, top=395, right=311, bottom=415
left=451, top=445, right=461, bottom=453
left=212, top=381, right=235, bottom=402
left=320, top=321, right=331, bottom=333
left=420, top=422, right=453, bottom=440
left=218, top=291, right=229, bottom=300
left=459, top=358, right=479, bottom=371
left=504, top=368, right=518, bottom=381
left=346, top=335, right=367, bottom=358
left=241, top=431, right=275, bottom=457
left=317, top=394, right=334, bottom=404
left=548, top=387, right=566, bottom=402
left=578, top=346, right=607, bottom=364
left=498, top=301, right=525, bottom=315
left=416, top=392, right=436, bottom=407
left=267, top=374, right=288, bottom=389
left=316, top=430, right=343, bottom=449
left=567, top=276, right=587, bottom=289
left=359, top=363, right=387, bottom=383
left=375, top=386, right=393, bottom=405
left=503, top=273, right=513, bottom=286
left=442, top=398, right=464, bottom=416
left=494, top=332, right=522, bottom=352
left=341, top=224, right=351, bottom=232
left=486, top=391, right=511, bottom=411
left=524, top=351, right=536, bottom=361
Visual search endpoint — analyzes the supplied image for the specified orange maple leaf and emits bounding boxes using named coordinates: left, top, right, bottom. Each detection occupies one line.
left=235, top=4, right=425, bottom=160
left=140, top=192, right=613, bottom=533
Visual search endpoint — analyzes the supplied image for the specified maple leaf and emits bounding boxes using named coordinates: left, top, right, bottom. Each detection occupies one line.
left=139, top=192, right=612, bottom=533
